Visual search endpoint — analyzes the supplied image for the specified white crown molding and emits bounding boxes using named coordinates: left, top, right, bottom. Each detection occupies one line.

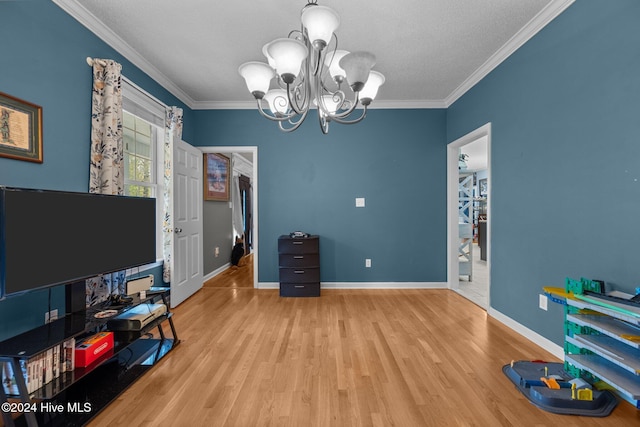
left=52, top=0, right=197, bottom=109
left=192, top=99, right=448, bottom=110
left=365, top=99, right=448, bottom=110
left=192, top=100, right=257, bottom=110
left=444, top=0, right=576, bottom=107
left=53, top=0, right=574, bottom=112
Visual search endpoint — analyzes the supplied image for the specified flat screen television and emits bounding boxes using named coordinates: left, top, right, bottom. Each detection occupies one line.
left=0, top=187, right=156, bottom=298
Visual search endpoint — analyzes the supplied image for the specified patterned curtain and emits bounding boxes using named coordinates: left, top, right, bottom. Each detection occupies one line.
left=162, top=107, right=183, bottom=283
left=89, top=59, right=123, bottom=194
left=86, top=59, right=126, bottom=305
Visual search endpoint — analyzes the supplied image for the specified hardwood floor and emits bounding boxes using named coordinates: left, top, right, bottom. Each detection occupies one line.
left=87, top=268, right=639, bottom=426
left=203, top=254, right=254, bottom=289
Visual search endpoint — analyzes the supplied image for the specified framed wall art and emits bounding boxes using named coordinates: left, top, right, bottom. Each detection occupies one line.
left=0, top=91, right=43, bottom=163
left=478, top=178, right=488, bottom=197
left=204, top=153, right=230, bottom=201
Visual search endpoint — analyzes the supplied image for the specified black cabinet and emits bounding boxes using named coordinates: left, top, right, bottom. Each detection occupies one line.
left=278, top=235, right=320, bottom=297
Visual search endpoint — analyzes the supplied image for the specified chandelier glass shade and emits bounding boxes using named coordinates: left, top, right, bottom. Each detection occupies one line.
left=360, top=71, right=386, bottom=105
left=238, top=1, right=385, bottom=134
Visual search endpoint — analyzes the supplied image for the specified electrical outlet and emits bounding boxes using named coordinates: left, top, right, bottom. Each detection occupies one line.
left=45, top=309, right=59, bottom=324
left=365, top=259, right=372, bottom=268
left=539, top=294, right=548, bottom=311
left=215, top=247, right=220, bottom=257
left=356, top=197, right=365, bottom=207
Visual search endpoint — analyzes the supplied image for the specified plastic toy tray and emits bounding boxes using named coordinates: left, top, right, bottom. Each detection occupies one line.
left=502, top=360, right=617, bottom=416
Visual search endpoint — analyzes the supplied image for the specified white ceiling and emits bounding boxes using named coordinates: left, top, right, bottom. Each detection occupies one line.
left=53, top=0, right=574, bottom=110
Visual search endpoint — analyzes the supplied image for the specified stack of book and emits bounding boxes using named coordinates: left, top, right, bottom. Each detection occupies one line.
left=1, top=337, right=75, bottom=396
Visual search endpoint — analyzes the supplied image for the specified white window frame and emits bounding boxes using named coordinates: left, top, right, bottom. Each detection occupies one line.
left=122, top=77, right=166, bottom=263
left=123, top=113, right=158, bottom=197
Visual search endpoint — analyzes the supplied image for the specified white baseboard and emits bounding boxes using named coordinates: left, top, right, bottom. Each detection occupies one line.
left=258, top=282, right=279, bottom=289
left=257, top=282, right=447, bottom=290
left=322, top=282, right=447, bottom=289
left=203, top=263, right=231, bottom=283
left=488, top=307, right=564, bottom=360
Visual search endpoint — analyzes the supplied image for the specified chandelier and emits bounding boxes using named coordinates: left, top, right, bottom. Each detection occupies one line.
left=238, top=1, right=385, bottom=134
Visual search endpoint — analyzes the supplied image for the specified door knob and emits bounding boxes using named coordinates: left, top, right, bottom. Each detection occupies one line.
left=174, top=227, right=183, bottom=233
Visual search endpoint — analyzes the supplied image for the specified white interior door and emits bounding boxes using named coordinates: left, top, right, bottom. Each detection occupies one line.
left=171, top=140, right=203, bottom=307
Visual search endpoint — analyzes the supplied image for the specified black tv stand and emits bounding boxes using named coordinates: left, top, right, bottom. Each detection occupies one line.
left=0, top=290, right=178, bottom=426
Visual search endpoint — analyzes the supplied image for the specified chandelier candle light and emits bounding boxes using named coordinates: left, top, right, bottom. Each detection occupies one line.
left=238, top=1, right=385, bottom=134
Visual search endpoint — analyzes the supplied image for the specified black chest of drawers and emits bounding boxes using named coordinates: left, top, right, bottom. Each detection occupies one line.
left=278, top=235, right=320, bottom=297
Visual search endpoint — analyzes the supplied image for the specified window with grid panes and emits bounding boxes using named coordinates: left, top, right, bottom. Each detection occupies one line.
left=124, top=112, right=156, bottom=198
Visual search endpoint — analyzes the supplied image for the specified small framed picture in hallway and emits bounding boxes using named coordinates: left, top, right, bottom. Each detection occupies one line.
left=204, top=153, right=230, bottom=201
left=479, top=178, right=487, bottom=197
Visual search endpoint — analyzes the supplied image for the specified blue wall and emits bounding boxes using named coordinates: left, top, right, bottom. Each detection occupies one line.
left=0, top=0, right=191, bottom=341
left=447, top=0, right=640, bottom=345
left=193, top=108, right=448, bottom=284
left=3, top=0, right=638, bottom=351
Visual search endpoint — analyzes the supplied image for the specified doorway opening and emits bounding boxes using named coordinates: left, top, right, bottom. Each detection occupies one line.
left=447, top=123, right=491, bottom=309
left=200, top=146, right=258, bottom=288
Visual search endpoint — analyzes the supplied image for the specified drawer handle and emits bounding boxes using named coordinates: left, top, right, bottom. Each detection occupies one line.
left=294, top=256, right=304, bottom=259
left=294, top=270, right=305, bottom=274
left=293, top=241, right=303, bottom=245
left=294, top=285, right=305, bottom=288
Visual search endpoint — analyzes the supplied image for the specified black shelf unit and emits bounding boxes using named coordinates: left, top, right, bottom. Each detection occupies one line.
left=0, top=291, right=178, bottom=426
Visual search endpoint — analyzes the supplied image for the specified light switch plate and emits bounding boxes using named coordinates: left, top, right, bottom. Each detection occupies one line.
left=356, top=197, right=365, bottom=207
left=539, top=294, right=548, bottom=311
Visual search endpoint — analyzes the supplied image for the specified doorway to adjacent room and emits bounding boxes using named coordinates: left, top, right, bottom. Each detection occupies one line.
left=200, top=146, right=258, bottom=289
left=447, top=123, right=491, bottom=309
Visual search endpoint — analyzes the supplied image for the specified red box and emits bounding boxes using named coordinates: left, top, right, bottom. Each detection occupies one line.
left=75, top=331, right=114, bottom=367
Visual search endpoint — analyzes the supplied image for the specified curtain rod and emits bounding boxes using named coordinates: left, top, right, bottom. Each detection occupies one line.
left=85, top=57, right=170, bottom=112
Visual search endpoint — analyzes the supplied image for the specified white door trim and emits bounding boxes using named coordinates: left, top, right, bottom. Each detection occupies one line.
left=200, top=146, right=258, bottom=288
left=447, top=123, right=491, bottom=305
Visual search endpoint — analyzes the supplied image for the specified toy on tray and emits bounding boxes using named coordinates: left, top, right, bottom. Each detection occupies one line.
left=503, top=360, right=617, bottom=416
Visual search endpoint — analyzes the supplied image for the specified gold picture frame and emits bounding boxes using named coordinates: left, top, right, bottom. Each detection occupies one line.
left=0, top=92, right=43, bottom=163
left=204, top=153, right=230, bottom=201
